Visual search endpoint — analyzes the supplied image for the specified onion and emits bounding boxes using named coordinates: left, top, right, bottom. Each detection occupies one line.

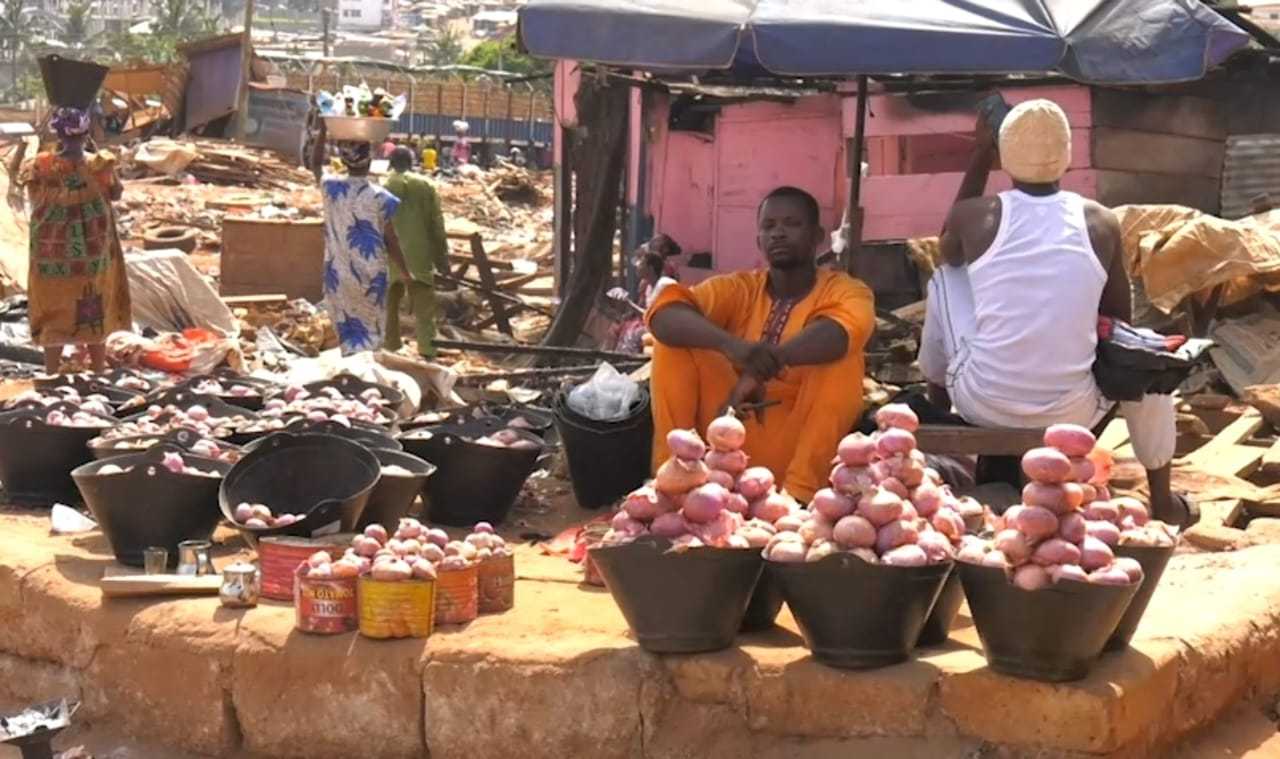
left=425, top=528, right=449, bottom=549
left=917, top=531, right=955, bottom=563
left=1114, top=497, right=1150, bottom=526
left=981, top=550, right=1009, bottom=569
left=706, top=411, right=746, bottom=452
left=1058, top=512, right=1087, bottom=544
left=623, top=486, right=667, bottom=521
left=875, top=428, right=917, bottom=458
left=651, top=512, right=691, bottom=538
left=665, top=428, right=707, bottom=461
left=798, top=517, right=834, bottom=544
left=766, top=540, right=806, bottom=563
left=396, top=519, right=424, bottom=540
left=931, top=508, right=965, bottom=541
left=233, top=503, right=254, bottom=523
left=473, top=521, right=495, bottom=534
left=736, top=467, right=776, bottom=501
left=1112, top=557, right=1145, bottom=583
left=707, top=469, right=736, bottom=490
left=655, top=457, right=710, bottom=495
left=705, top=448, right=749, bottom=476
left=879, top=477, right=910, bottom=500
left=993, top=529, right=1031, bottom=565
left=810, top=488, right=855, bottom=522
left=832, top=514, right=876, bottom=549
left=690, top=509, right=739, bottom=545
left=1089, top=566, right=1133, bottom=586
left=911, top=481, right=945, bottom=518
left=307, top=551, right=330, bottom=568
left=725, top=492, right=750, bottom=515
left=836, top=433, right=876, bottom=466
left=957, top=539, right=988, bottom=564
left=364, top=524, right=389, bottom=544
left=1031, top=538, right=1081, bottom=567
left=858, top=487, right=904, bottom=527
left=874, top=519, right=918, bottom=554
left=881, top=544, right=928, bottom=567
left=683, top=483, right=730, bottom=524
left=806, top=540, right=838, bottom=562
left=875, top=403, right=920, bottom=432
left=829, top=464, right=874, bottom=497
left=611, top=511, right=648, bottom=535
left=774, top=512, right=805, bottom=533
left=370, top=559, right=413, bottom=582
left=1083, top=501, right=1120, bottom=523
left=1050, top=564, right=1089, bottom=584
left=750, top=491, right=793, bottom=524
left=1079, top=536, right=1114, bottom=572
left=1013, top=564, right=1050, bottom=590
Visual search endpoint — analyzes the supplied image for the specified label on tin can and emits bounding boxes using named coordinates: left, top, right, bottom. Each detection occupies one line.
left=295, top=571, right=358, bottom=634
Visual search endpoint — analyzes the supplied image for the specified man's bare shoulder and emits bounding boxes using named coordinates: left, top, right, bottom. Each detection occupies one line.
left=1082, top=198, right=1120, bottom=230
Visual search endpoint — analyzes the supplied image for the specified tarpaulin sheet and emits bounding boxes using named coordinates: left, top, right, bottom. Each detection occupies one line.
left=1115, top=205, right=1280, bottom=314
left=520, top=0, right=1250, bottom=84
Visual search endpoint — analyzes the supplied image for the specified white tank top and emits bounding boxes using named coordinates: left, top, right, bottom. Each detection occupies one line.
left=950, top=190, right=1108, bottom=427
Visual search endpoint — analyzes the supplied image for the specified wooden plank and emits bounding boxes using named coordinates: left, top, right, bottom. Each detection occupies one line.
left=1092, top=127, right=1225, bottom=179
left=1179, top=410, right=1265, bottom=477
left=1260, top=440, right=1280, bottom=479
left=1095, top=170, right=1222, bottom=213
left=466, top=234, right=514, bottom=338
left=220, top=218, right=324, bottom=302
left=914, top=424, right=1046, bottom=457
left=1091, top=89, right=1228, bottom=141
left=222, top=294, right=287, bottom=306
left=101, top=569, right=222, bottom=598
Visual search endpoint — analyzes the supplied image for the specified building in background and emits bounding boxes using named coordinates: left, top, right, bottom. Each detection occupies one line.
left=337, top=0, right=383, bottom=31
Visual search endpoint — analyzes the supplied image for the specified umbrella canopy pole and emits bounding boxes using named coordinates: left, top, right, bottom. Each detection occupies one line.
left=842, top=75, right=868, bottom=272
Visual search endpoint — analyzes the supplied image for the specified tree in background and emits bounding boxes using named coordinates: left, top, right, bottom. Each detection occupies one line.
left=63, top=0, right=90, bottom=47
left=0, top=0, right=30, bottom=93
left=459, top=37, right=550, bottom=77
left=419, top=29, right=463, bottom=67
left=107, top=0, right=222, bottom=63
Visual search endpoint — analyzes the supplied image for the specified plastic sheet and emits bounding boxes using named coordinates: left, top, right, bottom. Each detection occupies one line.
left=567, top=362, right=640, bottom=422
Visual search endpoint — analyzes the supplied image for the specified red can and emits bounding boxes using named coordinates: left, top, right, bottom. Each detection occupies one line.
left=294, top=565, right=358, bottom=634
left=434, top=564, right=479, bottom=625
left=477, top=554, right=515, bottom=614
left=259, top=535, right=349, bottom=601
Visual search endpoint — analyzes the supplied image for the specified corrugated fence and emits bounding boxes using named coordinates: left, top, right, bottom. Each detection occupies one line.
left=1222, top=134, right=1280, bottom=219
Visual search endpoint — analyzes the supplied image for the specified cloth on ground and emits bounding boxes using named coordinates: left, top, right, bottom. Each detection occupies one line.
left=646, top=269, right=875, bottom=501
left=124, top=249, right=237, bottom=336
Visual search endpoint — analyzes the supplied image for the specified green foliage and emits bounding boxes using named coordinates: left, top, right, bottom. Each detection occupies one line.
left=64, top=1, right=90, bottom=46
left=418, top=29, right=462, bottom=67
left=104, top=0, right=222, bottom=64
left=459, top=38, right=550, bottom=77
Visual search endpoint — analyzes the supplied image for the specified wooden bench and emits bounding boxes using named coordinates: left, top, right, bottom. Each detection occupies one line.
left=914, top=424, right=1047, bottom=457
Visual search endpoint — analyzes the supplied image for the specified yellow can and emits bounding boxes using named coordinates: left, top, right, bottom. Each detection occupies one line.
left=357, top=575, right=436, bottom=639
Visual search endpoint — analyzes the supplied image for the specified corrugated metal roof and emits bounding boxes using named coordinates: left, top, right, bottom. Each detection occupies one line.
left=1222, top=133, right=1280, bottom=219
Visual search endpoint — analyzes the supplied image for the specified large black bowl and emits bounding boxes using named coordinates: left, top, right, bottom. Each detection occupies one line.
left=72, top=446, right=229, bottom=567
left=0, top=404, right=113, bottom=504
left=959, top=562, right=1139, bottom=682
left=302, top=374, right=406, bottom=417
left=1105, top=544, right=1176, bottom=652
left=740, top=570, right=785, bottom=632
left=279, top=418, right=402, bottom=451
left=917, top=571, right=965, bottom=647
left=399, top=421, right=544, bottom=526
left=590, top=537, right=763, bottom=653
left=219, top=432, right=380, bottom=546
left=403, top=404, right=554, bottom=438
left=771, top=554, right=951, bottom=669
left=89, top=427, right=243, bottom=463
left=357, top=449, right=437, bottom=530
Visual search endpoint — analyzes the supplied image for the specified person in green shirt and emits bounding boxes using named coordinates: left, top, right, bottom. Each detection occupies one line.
left=383, top=147, right=450, bottom=358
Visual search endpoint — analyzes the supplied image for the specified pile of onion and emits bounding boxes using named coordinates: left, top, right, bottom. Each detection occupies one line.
left=231, top=502, right=305, bottom=530
left=345, top=519, right=512, bottom=581
left=957, top=424, right=1172, bottom=589
left=762, top=404, right=964, bottom=567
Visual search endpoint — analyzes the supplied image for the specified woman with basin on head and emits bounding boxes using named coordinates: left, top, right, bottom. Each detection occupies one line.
left=311, top=122, right=414, bottom=356
left=7, top=105, right=131, bottom=374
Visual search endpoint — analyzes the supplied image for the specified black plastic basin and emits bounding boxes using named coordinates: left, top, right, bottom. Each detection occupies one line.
left=1105, top=544, right=1175, bottom=652
left=358, top=448, right=437, bottom=530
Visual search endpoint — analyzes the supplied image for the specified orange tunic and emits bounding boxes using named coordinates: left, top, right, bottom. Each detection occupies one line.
left=646, top=269, right=875, bottom=501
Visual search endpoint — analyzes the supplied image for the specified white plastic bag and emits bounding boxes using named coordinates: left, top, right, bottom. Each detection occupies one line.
left=567, top=362, right=640, bottom=422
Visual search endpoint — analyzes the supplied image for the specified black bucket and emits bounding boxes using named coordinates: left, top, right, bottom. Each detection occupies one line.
left=39, top=54, right=108, bottom=109
left=771, top=554, right=951, bottom=669
left=20, top=375, right=142, bottom=410
left=89, top=427, right=243, bottom=462
left=279, top=418, right=402, bottom=451
left=120, top=391, right=260, bottom=427
left=959, top=562, right=1139, bottom=682
left=358, top=449, right=437, bottom=530
left=740, top=569, right=785, bottom=632
left=399, top=421, right=544, bottom=526
left=73, top=446, right=229, bottom=567
left=590, top=536, right=763, bottom=653
left=405, top=404, right=555, bottom=439
left=0, top=405, right=111, bottom=504
left=302, top=374, right=406, bottom=417
left=1105, top=544, right=1175, bottom=652
left=219, top=432, right=380, bottom=546
left=917, top=571, right=965, bottom=647
left=180, top=374, right=268, bottom=412
left=553, top=390, right=653, bottom=510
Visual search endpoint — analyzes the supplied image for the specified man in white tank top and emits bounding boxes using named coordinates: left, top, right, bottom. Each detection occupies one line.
left=919, top=99, right=1190, bottom=527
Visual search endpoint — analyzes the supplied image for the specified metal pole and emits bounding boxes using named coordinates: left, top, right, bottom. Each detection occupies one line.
left=231, top=0, right=256, bottom=140
left=843, top=75, right=868, bottom=272
left=321, top=9, right=331, bottom=58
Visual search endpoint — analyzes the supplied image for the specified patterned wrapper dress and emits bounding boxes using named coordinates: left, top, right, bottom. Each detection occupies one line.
left=321, top=174, right=402, bottom=355
left=20, top=151, right=132, bottom=347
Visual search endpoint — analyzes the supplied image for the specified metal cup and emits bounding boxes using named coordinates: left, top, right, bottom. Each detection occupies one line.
left=143, top=546, right=168, bottom=575
left=176, top=540, right=214, bottom=576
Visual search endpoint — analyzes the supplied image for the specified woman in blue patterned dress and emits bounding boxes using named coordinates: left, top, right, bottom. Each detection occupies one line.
left=313, top=137, right=413, bottom=355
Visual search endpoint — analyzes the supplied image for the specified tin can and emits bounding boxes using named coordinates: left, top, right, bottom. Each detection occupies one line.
left=294, top=565, right=358, bottom=634
left=358, top=575, right=436, bottom=639
left=434, top=563, right=479, bottom=625
left=477, top=554, right=515, bottom=614
left=259, top=535, right=349, bottom=601
left=581, top=524, right=609, bottom=587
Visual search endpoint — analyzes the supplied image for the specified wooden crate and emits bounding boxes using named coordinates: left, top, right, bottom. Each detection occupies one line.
left=220, top=217, right=325, bottom=303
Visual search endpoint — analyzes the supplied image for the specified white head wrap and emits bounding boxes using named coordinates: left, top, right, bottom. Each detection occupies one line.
left=998, top=99, right=1071, bottom=184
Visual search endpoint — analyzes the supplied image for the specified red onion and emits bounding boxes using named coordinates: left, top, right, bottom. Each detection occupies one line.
left=1013, top=564, right=1051, bottom=590
left=690, top=509, right=739, bottom=545
left=706, top=469, right=736, bottom=490
left=1050, top=564, right=1089, bottom=584
left=1010, top=505, right=1059, bottom=541
left=1079, top=483, right=1098, bottom=505
left=1086, top=519, right=1121, bottom=547
left=1069, top=456, right=1095, bottom=485
left=931, top=508, right=965, bottom=541
left=683, top=483, right=730, bottom=524
left=917, top=531, right=955, bottom=563
left=981, top=550, right=1009, bottom=569
left=832, top=514, right=876, bottom=549
left=1031, top=538, right=1081, bottom=567
left=858, top=487, right=904, bottom=527
left=655, top=457, right=710, bottom=495
left=798, top=517, right=834, bottom=544
left=810, top=488, right=855, bottom=522
left=623, top=486, right=666, bottom=521
left=875, top=519, right=918, bottom=554
left=705, top=448, right=749, bottom=476
left=875, top=403, right=920, bottom=433
left=881, top=544, right=927, bottom=567
left=1083, top=501, right=1119, bottom=523
left=1094, top=485, right=1112, bottom=501
left=875, top=428, right=917, bottom=458
left=993, top=529, right=1031, bottom=565
left=750, top=491, right=793, bottom=524
left=1089, top=566, right=1133, bottom=586
left=736, top=467, right=776, bottom=501
left=765, top=540, right=806, bottom=563
left=836, top=432, right=876, bottom=466
left=878, top=477, right=910, bottom=500
left=1079, top=536, right=1114, bottom=571
left=1112, top=557, right=1145, bottom=583
left=1057, top=512, right=1087, bottom=544
left=1043, top=423, right=1096, bottom=457
left=911, top=481, right=944, bottom=518
left=957, top=539, right=988, bottom=564
left=666, top=428, right=707, bottom=461
left=774, top=512, right=805, bottom=533
left=806, top=540, right=838, bottom=562
left=829, top=464, right=874, bottom=497
left=1115, top=497, right=1150, bottom=526
left=1022, top=481, right=1085, bottom=514
left=611, top=511, right=648, bottom=536
left=706, top=411, right=746, bottom=452
left=725, top=492, right=750, bottom=515
left=651, top=512, right=691, bottom=538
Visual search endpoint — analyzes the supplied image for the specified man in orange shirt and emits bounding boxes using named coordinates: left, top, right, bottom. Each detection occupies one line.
left=646, top=186, right=875, bottom=501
